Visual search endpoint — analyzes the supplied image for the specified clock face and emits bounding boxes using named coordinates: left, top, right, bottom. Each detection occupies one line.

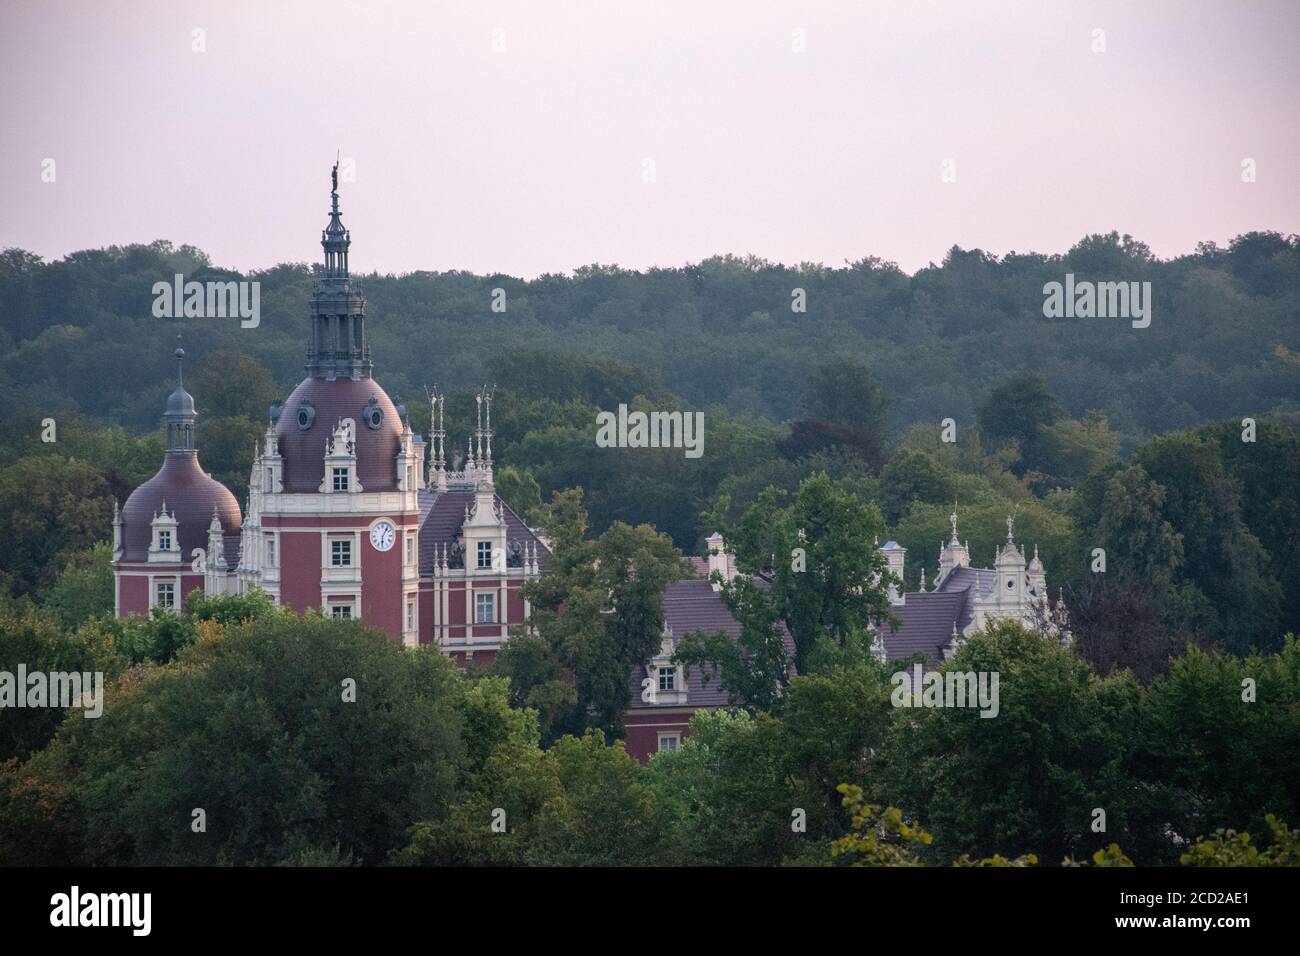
left=369, top=521, right=396, bottom=552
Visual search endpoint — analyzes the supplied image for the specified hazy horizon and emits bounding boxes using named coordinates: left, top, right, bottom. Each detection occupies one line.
left=3, top=0, right=1297, bottom=278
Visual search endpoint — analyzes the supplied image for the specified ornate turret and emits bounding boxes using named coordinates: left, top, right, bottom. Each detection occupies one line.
left=274, top=164, right=402, bottom=493
left=936, top=506, right=970, bottom=584
left=117, top=349, right=242, bottom=567
left=306, top=161, right=371, bottom=381
left=165, top=347, right=197, bottom=453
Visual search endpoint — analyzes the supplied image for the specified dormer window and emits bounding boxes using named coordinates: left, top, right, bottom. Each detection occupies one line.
left=158, top=530, right=172, bottom=551
left=658, top=668, right=676, bottom=692
left=332, top=468, right=349, bottom=492
left=477, top=541, right=493, bottom=569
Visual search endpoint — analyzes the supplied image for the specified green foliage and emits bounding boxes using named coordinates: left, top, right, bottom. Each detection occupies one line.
left=879, top=448, right=956, bottom=524
left=977, top=371, right=1063, bottom=478
left=877, top=621, right=1143, bottom=865
left=725, top=474, right=890, bottom=674
left=0, top=455, right=112, bottom=597
left=40, top=541, right=114, bottom=630
left=495, top=492, right=690, bottom=742
left=493, top=464, right=542, bottom=524
left=0, top=611, right=118, bottom=763
left=1179, top=815, right=1300, bottom=867
left=829, top=784, right=932, bottom=866
left=3, top=609, right=466, bottom=865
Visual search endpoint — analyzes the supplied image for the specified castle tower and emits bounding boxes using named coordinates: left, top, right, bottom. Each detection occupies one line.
left=246, top=164, right=421, bottom=641
left=113, top=348, right=242, bottom=616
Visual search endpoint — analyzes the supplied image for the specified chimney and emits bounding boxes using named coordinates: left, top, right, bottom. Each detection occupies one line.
left=880, top=540, right=906, bottom=605
left=706, top=532, right=732, bottom=591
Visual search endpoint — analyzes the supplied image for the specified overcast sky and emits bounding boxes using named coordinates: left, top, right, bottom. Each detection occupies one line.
left=2, top=0, right=1297, bottom=277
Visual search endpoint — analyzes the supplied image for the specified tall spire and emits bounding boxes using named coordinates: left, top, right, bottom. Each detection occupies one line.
left=306, top=159, right=371, bottom=381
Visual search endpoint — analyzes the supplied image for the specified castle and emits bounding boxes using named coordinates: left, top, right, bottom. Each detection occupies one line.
left=111, top=170, right=1056, bottom=761
left=112, top=167, right=545, bottom=662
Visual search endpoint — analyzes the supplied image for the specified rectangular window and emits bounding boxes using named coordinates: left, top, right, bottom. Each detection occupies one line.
left=406, top=600, right=415, bottom=631
left=265, top=536, right=277, bottom=567
left=406, top=536, right=415, bottom=566
left=331, top=605, right=352, bottom=620
left=156, top=581, right=175, bottom=609
left=477, top=541, right=493, bottom=569
left=658, top=667, right=675, bottom=692
left=475, top=592, right=495, bottom=624
left=658, top=734, right=680, bottom=753
left=158, top=530, right=172, bottom=551
left=332, top=468, right=349, bottom=492
left=331, top=539, right=352, bottom=567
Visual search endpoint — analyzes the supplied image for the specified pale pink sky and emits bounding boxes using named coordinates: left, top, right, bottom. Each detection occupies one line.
left=2, top=0, right=1297, bottom=276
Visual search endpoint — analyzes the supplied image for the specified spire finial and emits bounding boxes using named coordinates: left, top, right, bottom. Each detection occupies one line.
left=331, top=152, right=340, bottom=212
left=1006, top=514, right=1015, bottom=543
left=949, top=504, right=959, bottom=542
left=175, top=346, right=185, bottom=388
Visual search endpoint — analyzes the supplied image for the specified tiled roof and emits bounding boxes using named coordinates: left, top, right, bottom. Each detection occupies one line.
left=938, top=565, right=997, bottom=603
left=879, top=588, right=970, bottom=665
left=119, top=453, right=241, bottom=563
left=274, top=376, right=403, bottom=493
left=629, top=572, right=795, bottom=711
left=222, top=534, right=241, bottom=569
left=416, top=489, right=548, bottom=574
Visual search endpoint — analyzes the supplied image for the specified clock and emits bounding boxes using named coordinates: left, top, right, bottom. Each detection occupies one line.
left=369, top=521, right=396, bottom=552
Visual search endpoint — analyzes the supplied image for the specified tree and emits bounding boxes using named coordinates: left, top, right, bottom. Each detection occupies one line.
left=0, top=456, right=112, bottom=597
left=496, top=492, right=689, bottom=742
left=1135, top=432, right=1283, bottom=652
left=41, top=541, right=114, bottom=629
left=783, top=358, right=889, bottom=469
left=879, top=448, right=956, bottom=524
left=722, top=474, right=891, bottom=676
left=494, top=464, right=542, bottom=524
left=187, top=349, right=278, bottom=421
left=1132, top=639, right=1300, bottom=851
left=2, top=608, right=467, bottom=865
left=977, top=372, right=1063, bottom=478
left=0, top=611, right=118, bottom=763
left=877, top=621, right=1143, bottom=865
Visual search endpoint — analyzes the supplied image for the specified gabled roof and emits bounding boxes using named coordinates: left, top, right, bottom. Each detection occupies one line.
left=937, top=565, right=997, bottom=602
left=879, top=587, right=971, bottom=665
left=416, top=488, right=548, bottom=574
left=629, top=571, right=796, bottom=711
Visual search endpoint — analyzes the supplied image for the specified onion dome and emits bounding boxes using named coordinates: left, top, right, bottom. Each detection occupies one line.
left=275, top=376, right=403, bottom=492
left=119, top=348, right=241, bottom=562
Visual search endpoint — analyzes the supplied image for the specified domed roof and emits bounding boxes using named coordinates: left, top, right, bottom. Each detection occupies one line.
left=120, top=454, right=241, bottom=562
left=275, top=376, right=403, bottom=493
left=166, top=384, right=196, bottom=417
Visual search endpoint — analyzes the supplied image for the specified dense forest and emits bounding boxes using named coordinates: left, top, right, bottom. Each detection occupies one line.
left=1, top=229, right=1298, bottom=866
